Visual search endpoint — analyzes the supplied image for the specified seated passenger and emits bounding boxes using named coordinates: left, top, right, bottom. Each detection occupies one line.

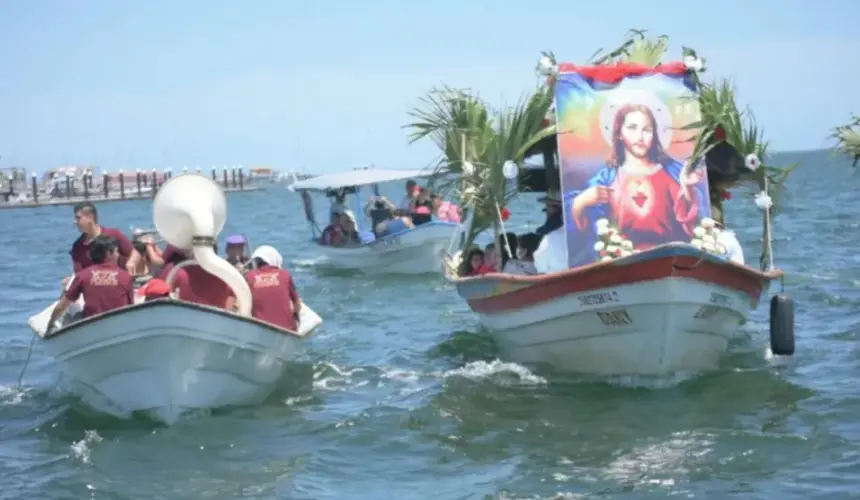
left=462, top=247, right=495, bottom=276
left=46, top=235, right=135, bottom=335
left=483, top=242, right=500, bottom=271
left=430, top=193, right=462, bottom=223
left=156, top=245, right=233, bottom=310
left=503, top=232, right=541, bottom=275
left=225, top=234, right=249, bottom=269
left=244, top=245, right=302, bottom=331
left=366, top=196, right=414, bottom=237
left=410, top=188, right=434, bottom=225
left=319, top=212, right=346, bottom=246
left=335, top=210, right=361, bottom=246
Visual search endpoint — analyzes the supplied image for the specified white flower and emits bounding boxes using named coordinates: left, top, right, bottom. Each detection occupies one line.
left=691, top=239, right=704, bottom=249
left=593, top=241, right=606, bottom=252
left=683, top=55, right=705, bottom=72
left=606, top=244, right=619, bottom=253
left=609, top=234, right=623, bottom=244
left=702, top=234, right=715, bottom=244
left=744, top=153, right=761, bottom=172
left=693, top=227, right=706, bottom=238
left=700, top=217, right=716, bottom=229
left=600, top=255, right=614, bottom=262
left=596, top=218, right=610, bottom=229
left=703, top=242, right=716, bottom=253
left=710, top=227, right=722, bottom=239
left=621, top=240, right=634, bottom=250
left=754, top=191, right=773, bottom=211
left=715, top=243, right=727, bottom=255
left=462, top=161, right=475, bottom=176
left=536, top=55, right=558, bottom=76
left=620, top=250, right=633, bottom=257
left=596, top=225, right=610, bottom=236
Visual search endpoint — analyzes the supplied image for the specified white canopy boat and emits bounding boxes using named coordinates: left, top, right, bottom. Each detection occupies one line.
left=26, top=174, right=323, bottom=424
left=290, top=167, right=462, bottom=275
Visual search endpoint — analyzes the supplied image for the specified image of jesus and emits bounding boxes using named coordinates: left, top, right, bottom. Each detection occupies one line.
left=567, top=103, right=709, bottom=262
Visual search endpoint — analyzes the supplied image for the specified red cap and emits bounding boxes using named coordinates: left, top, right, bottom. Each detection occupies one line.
left=142, top=278, right=171, bottom=298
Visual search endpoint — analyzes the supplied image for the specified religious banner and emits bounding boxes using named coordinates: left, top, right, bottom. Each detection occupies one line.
left=555, top=63, right=711, bottom=268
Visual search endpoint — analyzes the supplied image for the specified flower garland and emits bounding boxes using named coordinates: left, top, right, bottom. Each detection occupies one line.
left=689, top=217, right=727, bottom=256
left=593, top=218, right=636, bottom=262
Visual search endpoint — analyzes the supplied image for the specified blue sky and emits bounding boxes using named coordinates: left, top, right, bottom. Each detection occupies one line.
left=1, top=0, right=858, bottom=174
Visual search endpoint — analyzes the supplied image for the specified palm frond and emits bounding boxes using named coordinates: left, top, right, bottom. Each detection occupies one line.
left=830, top=114, right=860, bottom=166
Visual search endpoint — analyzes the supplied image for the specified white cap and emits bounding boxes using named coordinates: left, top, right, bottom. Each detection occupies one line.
left=250, top=245, right=283, bottom=268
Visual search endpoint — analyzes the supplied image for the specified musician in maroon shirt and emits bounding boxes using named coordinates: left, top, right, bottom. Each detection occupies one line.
left=69, top=202, right=141, bottom=273
left=46, top=235, right=135, bottom=336
left=156, top=244, right=234, bottom=310
left=244, top=245, right=301, bottom=331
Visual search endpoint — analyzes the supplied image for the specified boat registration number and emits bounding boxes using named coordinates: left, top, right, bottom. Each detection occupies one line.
left=596, top=309, right=633, bottom=327
left=578, top=291, right=619, bottom=307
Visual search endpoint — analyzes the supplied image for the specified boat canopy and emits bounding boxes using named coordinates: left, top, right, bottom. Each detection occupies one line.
left=290, top=168, right=432, bottom=192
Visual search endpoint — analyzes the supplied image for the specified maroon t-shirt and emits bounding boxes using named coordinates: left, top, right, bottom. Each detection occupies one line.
left=174, top=264, right=233, bottom=309
left=65, top=263, right=134, bottom=318
left=244, top=265, right=300, bottom=331
left=70, top=227, right=135, bottom=272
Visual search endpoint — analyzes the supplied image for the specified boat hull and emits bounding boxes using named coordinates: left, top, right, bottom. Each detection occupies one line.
left=41, top=300, right=306, bottom=424
left=453, top=244, right=780, bottom=376
left=316, top=221, right=459, bottom=274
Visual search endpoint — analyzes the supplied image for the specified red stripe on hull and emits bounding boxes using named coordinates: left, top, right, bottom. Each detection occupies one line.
left=464, top=256, right=773, bottom=314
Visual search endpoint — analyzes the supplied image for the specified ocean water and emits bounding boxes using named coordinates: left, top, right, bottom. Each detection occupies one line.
left=1, top=150, right=859, bottom=500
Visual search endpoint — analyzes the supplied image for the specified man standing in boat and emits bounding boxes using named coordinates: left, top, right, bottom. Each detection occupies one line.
left=535, top=189, right=563, bottom=236
left=69, top=202, right=142, bottom=274
left=46, top=235, right=135, bottom=336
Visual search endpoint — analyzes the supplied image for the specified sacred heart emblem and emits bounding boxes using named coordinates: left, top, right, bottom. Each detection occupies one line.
left=632, top=192, right=648, bottom=208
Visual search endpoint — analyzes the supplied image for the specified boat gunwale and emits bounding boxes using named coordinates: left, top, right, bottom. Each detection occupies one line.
left=446, top=243, right=781, bottom=286
left=41, top=298, right=307, bottom=341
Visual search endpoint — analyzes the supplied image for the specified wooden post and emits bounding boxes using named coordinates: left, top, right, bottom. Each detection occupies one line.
left=230, top=166, right=237, bottom=188
left=222, top=168, right=228, bottom=188
left=119, top=170, right=126, bottom=199
left=31, top=173, right=38, bottom=203
left=238, top=165, right=244, bottom=190
left=83, top=173, right=90, bottom=199
left=102, top=172, right=109, bottom=198
left=211, top=167, right=217, bottom=181
left=151, top=169, right=158, bottom=197
left=135, top=169, right=142, bottom=197
left=64, top=175, right=72, bottom=198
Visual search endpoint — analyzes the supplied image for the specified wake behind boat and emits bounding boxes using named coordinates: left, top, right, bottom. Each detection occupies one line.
left=26, top=174, right=322, bottom=424
left=290, top=167, right=462, bottom=275
left=408, top=32, right=797, bottom=377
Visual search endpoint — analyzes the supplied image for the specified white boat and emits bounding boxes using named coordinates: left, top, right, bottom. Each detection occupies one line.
left=290, top=167, right=461, bottom=275
left=453, top=243, right=782, bottom=376
left=27, top=174, right=323, bottom=424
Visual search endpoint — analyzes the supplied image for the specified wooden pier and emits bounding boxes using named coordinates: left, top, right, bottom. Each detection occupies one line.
left=0, top=167, right=267, bottom=211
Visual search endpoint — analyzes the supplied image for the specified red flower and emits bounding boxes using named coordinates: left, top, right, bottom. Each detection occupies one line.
left=714, top=126, right=726, bottom=141
left=600, top=251, right=608, bottom=257
left=500, top=207, right=512, bottom=221
left=720, top=190, right=732, bottom=201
